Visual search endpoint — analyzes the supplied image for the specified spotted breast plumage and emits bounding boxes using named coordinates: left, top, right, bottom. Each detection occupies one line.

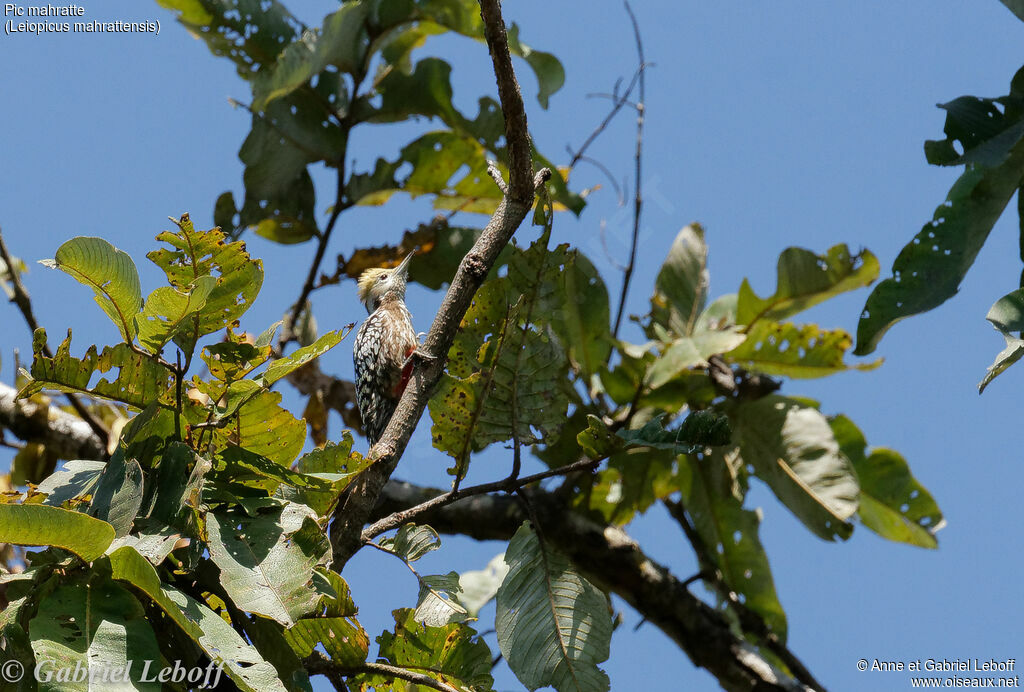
left=353, top=250, right=418, bottom=446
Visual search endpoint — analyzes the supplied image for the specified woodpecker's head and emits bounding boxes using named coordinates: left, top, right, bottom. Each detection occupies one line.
left=357, top=250, right=415, bottom=313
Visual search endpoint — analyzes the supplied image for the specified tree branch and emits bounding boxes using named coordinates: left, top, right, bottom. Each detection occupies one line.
left=0, top=227, right=110, bottom=449
left=0, top=382, right=106, bottom=461
left=305, top=653, right=460, bottom=692
left=328, top=0, right=551, bottom=569
left=374, top=480, right=818, bottom=692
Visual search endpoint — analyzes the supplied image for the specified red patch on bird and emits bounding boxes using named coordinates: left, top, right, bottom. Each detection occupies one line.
left=392, top=345, right=417, bottom=397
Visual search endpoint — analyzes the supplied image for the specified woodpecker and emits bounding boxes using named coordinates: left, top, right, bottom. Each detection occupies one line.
left=354, top=251, right=419, bottom=446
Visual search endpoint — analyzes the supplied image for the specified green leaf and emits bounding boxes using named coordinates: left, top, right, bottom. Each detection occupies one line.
left=280, top=434, right=370, bottom=517
left=830, top=415, right=943, bottom=548
left=979, top=288, right=1024, bottom=392
left=37, top=459, right=106, bottom=507
left=430, top=266, right=570, bottom=476
left=284, top=573, right=369, bottom=666
left=645, top=328, right=747, bottom=389
left=576, top=414, right=623, bottom=460
left=737, top=244, right=879, bottom=328
left=857, top=69, right=1024, bottom=354
left=458, top=552, right=509, bottom=617
left=679, top=452, right=787, bottom=640
left=136, top=275, right=218, bottom=355
left=88, top=455, right=144, bottom=538
left=0, top=504, right=115, bottom=561
left=725, top=321, right=882, bottom=379
left=19, top=329, right=174, bottom=408
left=651, top=224, right=710, bottom=336
left=999, top=0, right=1024, bottom=22
left=106, top=524, right=183, bottom=566
left=147, top=215, right=264, bottom=337
left=617, top=411, right=732, bottom=452
left=414, top=571, right=469, bottom=627
left=378, top=524, right=440, bottom=562
left=207, top=503, right=331, bottom=627
left=210, top=390, right=306, bottom=466
left=583, top=448, right=677, bottom=525
left=352, top=609, right=492, bottom=692
left=40, top=236, right=142, bottom=342
left=156, top=0, right=302, bottom=77
left=496, top=523, right=612, bottom=692
left=550, top=251, right=612, bottom=378
left=733, top=396, right=859, bottom=541
left=108, top=546, right=289, bottom=692
left=258, top=329, right=346, bottom=387
left=29, top=579, right=162, bottom=692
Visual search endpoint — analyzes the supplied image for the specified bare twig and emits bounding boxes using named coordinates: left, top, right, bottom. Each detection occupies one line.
left=279, top=166, right=352, bottom=351
left=568, top=66, right=644, bottom=169
left=0, top=228, right=110, bottom=450
left=328, top=0, right=551, bottom=570
left=305, top=653, right=460, bottom=692
left=612, top=1, right=648, bottom=339
left=363, top=457, right=600, bottom=540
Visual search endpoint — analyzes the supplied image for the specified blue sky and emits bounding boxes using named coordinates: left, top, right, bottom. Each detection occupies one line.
left=2, top=1, right=1023, bottom=690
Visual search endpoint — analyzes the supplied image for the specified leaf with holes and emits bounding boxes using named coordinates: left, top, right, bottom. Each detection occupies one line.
left=414, top=571, right=469, bottom=627
left=19, top=329, right=174, bottom=408
left=726, top=321, right=882, bottom=379
left=830, top=414, right=944, bottom=548
left=857, top=68, right=1024, bottom=355
left=737, top=244, right=879, bottom=328
left=378, top=524, right=441, bottom=563
left=29, top=579, right=162, bottom=692
left=206, top=503, right=332, bottom=627
left=39, top=236, right=142, bottom=342
left=679, top=451, right=787, bottom=640
left=979, top=288, right=1024, bottom=392
left=156, top=0, right=303, bottom=78
left=732, top=396, right=859, bottom=541
left=137, top=275, right=218, bottom=355
left=147, top=215, right=264, bottom=337
left=108, top=545, right=289, bottom=692
left=0, top=504, right=114, bottom=562
left=651, top=224, right=710, bottom=337
left=285, top=572, right=369, bottom=666
left=349, top=609, right=492, bottom=692
left=496, top=523, right=612, bottom=692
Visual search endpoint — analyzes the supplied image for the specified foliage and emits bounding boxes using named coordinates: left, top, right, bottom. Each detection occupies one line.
left=0, top=1, right=970, bottom=690
left=854, top=61, right=1024, bottom=393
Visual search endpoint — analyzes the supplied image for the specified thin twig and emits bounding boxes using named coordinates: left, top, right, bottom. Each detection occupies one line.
left=612, top=1, right=647, bottom=339
left=305, top=653, right=460, bottom=692
left=363, top=456, right=600, bottom=540
left=0, top=227, right=110, bottom=449
left=280, top=164, right=352, bottom=350
left=568, top=67, right=644, bottom=169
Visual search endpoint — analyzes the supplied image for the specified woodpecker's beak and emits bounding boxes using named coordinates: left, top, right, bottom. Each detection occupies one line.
left=395, top=248, right=416, bottom=277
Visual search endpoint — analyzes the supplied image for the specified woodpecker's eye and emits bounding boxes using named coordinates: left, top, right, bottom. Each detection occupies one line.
left=378, top=274, right=388, bottom=282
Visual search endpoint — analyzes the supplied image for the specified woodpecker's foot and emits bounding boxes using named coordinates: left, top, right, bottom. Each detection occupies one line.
left=403, top=346, right=436, bottom=370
